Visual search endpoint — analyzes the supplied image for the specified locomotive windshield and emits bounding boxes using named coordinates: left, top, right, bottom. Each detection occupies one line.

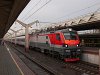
left=63, top=31, right=78, bottom=40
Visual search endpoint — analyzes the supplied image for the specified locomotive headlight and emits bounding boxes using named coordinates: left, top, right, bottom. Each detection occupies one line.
left=77, top=44, right=79, bottom=47
left=69, top=28, right=72, bottom=31
left=65, top=44, right=68, bottom=47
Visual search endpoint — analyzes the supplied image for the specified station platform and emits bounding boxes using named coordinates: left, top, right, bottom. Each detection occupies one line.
left=0, top=44, right=35, bottom=75
left=82, top=47, right=99, bottom=55
left=82, top=47, right=99, bottom=65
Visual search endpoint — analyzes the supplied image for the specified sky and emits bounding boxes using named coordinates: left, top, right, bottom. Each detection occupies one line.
left=9, top=0, right=100, bottom=34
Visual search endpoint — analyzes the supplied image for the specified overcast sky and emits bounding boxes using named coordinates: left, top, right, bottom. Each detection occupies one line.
left=10, top=0, right=100, bottom=31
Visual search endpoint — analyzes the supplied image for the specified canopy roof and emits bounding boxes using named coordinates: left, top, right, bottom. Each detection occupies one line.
left=0, top=0, right=30, bottom=38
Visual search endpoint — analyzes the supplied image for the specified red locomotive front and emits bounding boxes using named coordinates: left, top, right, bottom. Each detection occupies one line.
left=62, top=29, right=80, bottom=62
left=29, top=28, right=81, bottom=62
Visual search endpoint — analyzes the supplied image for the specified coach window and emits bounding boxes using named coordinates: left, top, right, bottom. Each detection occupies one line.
left=56, top=34, right=61, bottom=40
left=46, top=36, right=48, bottom=39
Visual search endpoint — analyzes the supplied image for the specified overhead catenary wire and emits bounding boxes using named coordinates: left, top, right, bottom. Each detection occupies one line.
left=51, top=1, right=100, bottom=22
left=23, top=0, right=52, bottom=21
left=17, top=0, right=100, bottom=31
left=21, top=0, right=42, bottom=20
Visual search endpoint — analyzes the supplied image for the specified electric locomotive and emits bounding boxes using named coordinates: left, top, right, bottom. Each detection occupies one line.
left=30, top=28, right=81, bottom=62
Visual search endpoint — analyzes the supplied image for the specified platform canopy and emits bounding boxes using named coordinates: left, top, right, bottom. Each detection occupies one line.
left=67, top=20, right=100, bottom=31
left=0, top=0, right=30, bottom=39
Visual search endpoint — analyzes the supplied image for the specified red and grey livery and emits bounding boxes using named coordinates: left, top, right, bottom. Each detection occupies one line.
left=29, top=28, right=81, bottom=62
left=11, top=28, right=81, bottom=62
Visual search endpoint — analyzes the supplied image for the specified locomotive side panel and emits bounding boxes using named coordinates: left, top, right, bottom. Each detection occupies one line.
left=30, top=33, right=65, bottom=55
left=48, top=33, right=65, bottom=55
left=30, top=34, right=51, bottom=50
left=30, top=35, right=38, bottom=48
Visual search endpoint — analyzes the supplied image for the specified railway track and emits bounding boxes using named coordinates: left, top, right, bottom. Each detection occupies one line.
left=6, top=43, right=60, bottom=75
left=65, top=62, right=98, bottom=75
left=7, top=42, right=99, bottom=75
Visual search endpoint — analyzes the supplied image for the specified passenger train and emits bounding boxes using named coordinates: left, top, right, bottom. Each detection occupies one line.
left=10, top=28, right=81, bottom=62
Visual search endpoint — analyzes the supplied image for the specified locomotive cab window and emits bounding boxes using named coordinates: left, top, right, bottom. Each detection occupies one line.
left=63, top=32, right=77, bottom=40
left=56, top=34, right=61, bottom=40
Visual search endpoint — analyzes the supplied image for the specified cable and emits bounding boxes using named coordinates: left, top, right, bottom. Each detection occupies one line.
left=21, top=0, right=42, bottom=20
left=93, top=6, right=100, bottom=13
left=23, top=0, right=52, bottom=21
left=51, top=1, right=100, bottom=22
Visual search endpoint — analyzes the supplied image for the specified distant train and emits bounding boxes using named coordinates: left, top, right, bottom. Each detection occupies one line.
left=10, top=28, right=81, bottom=62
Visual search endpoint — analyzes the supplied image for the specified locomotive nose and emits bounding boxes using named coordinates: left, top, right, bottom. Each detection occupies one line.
left=64, top=40, right=80, bottom=47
